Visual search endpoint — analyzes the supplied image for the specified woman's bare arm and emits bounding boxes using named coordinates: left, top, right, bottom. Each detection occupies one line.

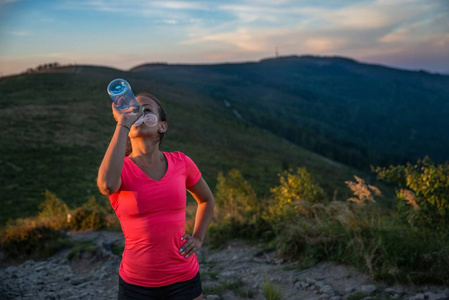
left=97, top=126, right=129, bottom=195
left=187, top=177, right=215, bottom=243
left=97, top=104, right=142, bottom=195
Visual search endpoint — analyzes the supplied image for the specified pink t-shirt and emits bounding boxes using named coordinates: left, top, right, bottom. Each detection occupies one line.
left=108, top=151, right=202, bottom=287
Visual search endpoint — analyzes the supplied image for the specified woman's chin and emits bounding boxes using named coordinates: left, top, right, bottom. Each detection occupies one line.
left=129, top=126, right=156, bottom=138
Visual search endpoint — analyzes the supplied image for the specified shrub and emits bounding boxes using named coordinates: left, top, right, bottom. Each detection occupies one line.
left=215, top=169, right=259, bottom=223
left=38, top=190, right=69, bottom=229
left=69, top=197, right=106, bottom=231
left=267, top=167, right=326, bottom=223
left=273, top=201, right=353, bottom=263
left=207, top=217, right=273, bottom=248
left=1, top=219, right=71, bottom=260
left=372, top=156, right=449, bottom=232
left=208, top=169, right=273, bottom=247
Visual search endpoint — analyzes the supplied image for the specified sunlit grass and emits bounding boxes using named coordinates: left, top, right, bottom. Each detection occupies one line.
left=261, top=277, right=284, bottom=300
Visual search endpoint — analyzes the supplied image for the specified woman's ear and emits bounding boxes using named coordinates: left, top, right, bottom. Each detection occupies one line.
left=159, top=122, right=168, bottom=133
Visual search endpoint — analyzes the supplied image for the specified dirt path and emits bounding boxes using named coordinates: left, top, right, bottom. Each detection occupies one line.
left=1, top=230, right=448, bottom=300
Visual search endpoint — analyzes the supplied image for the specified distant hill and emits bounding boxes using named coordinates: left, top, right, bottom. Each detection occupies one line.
left=2, top=55, right=446, bottom=224
left=0, top=63, right=371, bottom=225
left=132, top=55, right=449, bottom=169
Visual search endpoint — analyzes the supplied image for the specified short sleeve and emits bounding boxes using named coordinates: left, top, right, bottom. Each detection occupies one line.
left=184, top=154, right=202, bottom=188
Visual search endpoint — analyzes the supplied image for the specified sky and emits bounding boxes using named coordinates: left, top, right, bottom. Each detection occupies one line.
left=0, top=0, right=448, bottom=76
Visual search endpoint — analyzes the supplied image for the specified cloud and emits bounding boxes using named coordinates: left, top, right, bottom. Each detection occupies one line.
left=60, top=0, right=211, bottom=15
left=182, top=0, right=447, bottom=58
left=1, top=0, right=448, bottom=75
left=162, top=19, right=178, bottom=25
left=217, top=4, right=281, bottom=23
left=152, top=1, right=209, bottom=10
left=379, top=12, right=448, bottom=44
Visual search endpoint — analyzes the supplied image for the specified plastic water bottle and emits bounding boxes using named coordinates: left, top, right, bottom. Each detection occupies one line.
left=107, top=78, right=139, bottom=114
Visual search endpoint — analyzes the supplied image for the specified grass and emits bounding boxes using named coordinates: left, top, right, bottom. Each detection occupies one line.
left=67, top=240, right=97, bottom=260
left=111, top=241, right=124, bottom=257
left=261, top=277, right=284, bottom=300
left=201, top=277, right=256, bottom=298
left=0, top=217, right=73, bottom=261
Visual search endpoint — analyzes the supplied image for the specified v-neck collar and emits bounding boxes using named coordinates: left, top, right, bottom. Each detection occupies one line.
left=125, top=152, right=170, bottom=182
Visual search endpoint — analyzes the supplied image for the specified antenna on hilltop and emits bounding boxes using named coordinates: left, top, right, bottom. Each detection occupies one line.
left=275, top=46, right=279, bottom=58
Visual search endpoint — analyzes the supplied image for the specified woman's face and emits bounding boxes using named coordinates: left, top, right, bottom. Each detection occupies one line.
left=129, top=96, right=167, bottom=139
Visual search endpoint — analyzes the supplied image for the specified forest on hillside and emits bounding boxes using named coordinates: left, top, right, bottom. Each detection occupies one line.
left=133, top=56, right=449, bottom=169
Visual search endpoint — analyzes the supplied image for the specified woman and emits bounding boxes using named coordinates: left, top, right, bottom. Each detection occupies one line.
left=97, top=92, right=215, bottom=300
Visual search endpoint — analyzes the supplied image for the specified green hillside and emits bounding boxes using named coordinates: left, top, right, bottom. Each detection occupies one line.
left=0, top=65, right=368, bottom=225
left=132, top=56, right=449, bottom=169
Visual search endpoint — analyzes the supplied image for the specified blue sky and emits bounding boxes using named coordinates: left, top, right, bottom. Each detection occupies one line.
left=0, top=0, right=448, bottom=76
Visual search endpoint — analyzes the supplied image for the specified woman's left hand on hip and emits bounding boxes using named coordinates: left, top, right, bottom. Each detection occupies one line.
left=180, top=234, right=203, bottom=258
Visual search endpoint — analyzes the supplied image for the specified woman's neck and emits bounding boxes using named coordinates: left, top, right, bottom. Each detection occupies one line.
left=129, top=138, right=162, bottom=164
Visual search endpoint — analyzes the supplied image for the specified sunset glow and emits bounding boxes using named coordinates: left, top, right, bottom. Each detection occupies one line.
left=0, top=0, right=448, bottom=76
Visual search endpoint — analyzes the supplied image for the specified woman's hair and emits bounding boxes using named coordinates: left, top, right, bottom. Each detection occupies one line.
left=125, top=92, right=167, bottom=156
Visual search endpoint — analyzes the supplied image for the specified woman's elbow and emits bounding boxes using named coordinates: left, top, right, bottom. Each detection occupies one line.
left=97, top=179, right=118, bottom=195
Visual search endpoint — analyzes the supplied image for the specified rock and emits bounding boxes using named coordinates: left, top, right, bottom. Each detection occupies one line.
left=221, top=290, right=236, bottom=300
left=425, top=292, right=449, bottom=300
left=35, top=265, right=46, bottom=272
left=300, top=282, right=311, bottom=289
left=330, top=297, right=342, bottom=300
left=218, top=271, right=235, bottom=279
left=70, top=277, right=88, bottom=286
left=253, top=257, right=266, bottom=263
left=345, top=287, right=355, bottom=293
left=6, top=266, right=18, bottom=274
left=103, top=239, right=115, bottom=251
left=320, top=285, right=335, bottom=296
left=274, top=258, right=285, bottom=264
left=306, top=277, right=317, bottom=284
left=206, top=295, right=221, bottom=300
left=361, top=297, right=376, bottom=300
left=315, top=281, right=326, bottom=288
left=290, top=272, right=303, bottom=283
left=57, top=289, right=73, bottom=298
left=385, top=287, right=404, bottom=295
left=408, top=294, right=426, bottom=300
left=361, top=284, right=377, bottom=294
left=64, top=274, right=74, bottom=281
left=203, top=281, right=222, bottom=290
left=77, top=281, right=92, bottom=288
left=23, top=259, right=35, bottom=267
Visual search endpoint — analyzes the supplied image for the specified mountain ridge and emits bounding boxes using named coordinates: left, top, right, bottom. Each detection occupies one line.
left=129, top=55, right=449, bottom=168
left=131, top=55, right=449, bottom=76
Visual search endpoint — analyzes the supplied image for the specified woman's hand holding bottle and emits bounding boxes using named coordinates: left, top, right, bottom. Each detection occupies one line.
left=112, top=103, right=143, bottom=130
